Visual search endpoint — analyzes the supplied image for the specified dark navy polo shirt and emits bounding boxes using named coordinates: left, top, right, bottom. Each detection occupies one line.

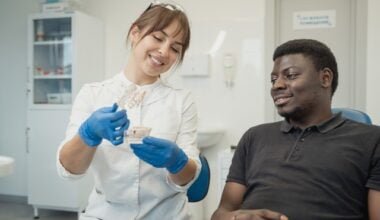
left=227, top=113, right=380, bottom=220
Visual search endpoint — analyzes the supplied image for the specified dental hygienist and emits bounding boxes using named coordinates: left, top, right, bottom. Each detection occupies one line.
left=56, top=2, right=200, bottom=219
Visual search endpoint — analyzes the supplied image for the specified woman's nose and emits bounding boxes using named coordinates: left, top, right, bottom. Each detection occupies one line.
left=158, top=43, right=170, bottom=57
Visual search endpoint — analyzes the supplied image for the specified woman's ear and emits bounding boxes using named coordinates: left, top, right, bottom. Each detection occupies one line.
left=129, top=25, right=141, bottom=47
left=320, top=67, right=333, bottom=89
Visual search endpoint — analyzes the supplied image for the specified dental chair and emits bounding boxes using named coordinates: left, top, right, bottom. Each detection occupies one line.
left=332, top=108, right=372, bottom=124
left=187, top=154, right=210, bottom=202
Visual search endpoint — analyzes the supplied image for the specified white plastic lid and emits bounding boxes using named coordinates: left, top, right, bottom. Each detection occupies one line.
left=0, top=156, right=15, bottom=177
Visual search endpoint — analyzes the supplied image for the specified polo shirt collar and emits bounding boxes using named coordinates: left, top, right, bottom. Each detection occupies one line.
left=280, top=112, right=346, bottom=133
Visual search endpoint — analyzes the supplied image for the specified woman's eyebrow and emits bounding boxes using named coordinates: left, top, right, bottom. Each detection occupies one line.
left=160, top=30, right=184, bottom=46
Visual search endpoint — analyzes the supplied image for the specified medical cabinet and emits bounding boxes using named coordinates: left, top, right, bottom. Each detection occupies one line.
left=26, top=11, right=104, bottom=217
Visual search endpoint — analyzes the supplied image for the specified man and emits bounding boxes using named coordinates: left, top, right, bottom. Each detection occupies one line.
left=212, top=39, right=380, bottom=220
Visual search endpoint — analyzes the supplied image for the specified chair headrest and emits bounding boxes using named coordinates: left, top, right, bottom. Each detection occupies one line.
left=332, top=108, right=372, bottom=124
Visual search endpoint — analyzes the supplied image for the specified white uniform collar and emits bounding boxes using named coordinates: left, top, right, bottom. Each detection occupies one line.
left=117, top=71, right=161, bottom=92
left=114, top=72, right=170, bottom=107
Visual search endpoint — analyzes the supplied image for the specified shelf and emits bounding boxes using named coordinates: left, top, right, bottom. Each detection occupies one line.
left=34, top=39, right=72, bottom=45
left=33, top=75, right=71, bottom=79
left=28, top=104, right=72, bottom=110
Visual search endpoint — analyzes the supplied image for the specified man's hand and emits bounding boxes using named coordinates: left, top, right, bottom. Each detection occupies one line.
left=78, top=103, right=129, bottom=147
left=130, top=136, right=188, bottom=174
left=232, top=209, right=288, bottom=220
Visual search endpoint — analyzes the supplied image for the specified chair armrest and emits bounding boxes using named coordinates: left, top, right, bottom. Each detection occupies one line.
left=187, top=154, right=211, bottom=202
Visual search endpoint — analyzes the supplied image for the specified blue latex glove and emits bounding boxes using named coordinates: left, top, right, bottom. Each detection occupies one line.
left=78, top=103, right=129, bottom=147
left=130, top=136, right=189, bottom=174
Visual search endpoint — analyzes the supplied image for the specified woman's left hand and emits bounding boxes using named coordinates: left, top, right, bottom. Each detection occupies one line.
left=130, top=136, right=188, bottom=174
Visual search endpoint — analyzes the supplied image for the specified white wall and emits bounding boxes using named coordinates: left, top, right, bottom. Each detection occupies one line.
left=366, top=0, right=380, bottom=124
left=0, top=0, right=39, bottom=196
left=1, top=0, right=380, bottom=219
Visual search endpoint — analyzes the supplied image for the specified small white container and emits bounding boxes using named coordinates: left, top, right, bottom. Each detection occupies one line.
left=47, top=93, right=62, bottom=104
left=126, top=126, right=152, bottom=144
left=0, top=155, right=15, bottom=177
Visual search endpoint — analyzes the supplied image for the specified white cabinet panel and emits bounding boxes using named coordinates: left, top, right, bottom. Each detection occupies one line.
left=27, top=11, right=104, bottom=215
left=27, top=110, right=92, bottom=210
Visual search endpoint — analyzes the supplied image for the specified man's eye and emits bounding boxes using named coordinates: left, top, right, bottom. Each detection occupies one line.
left=287, top=72, right=298, bottom=80
left=270, top=77, right=277, bottom=84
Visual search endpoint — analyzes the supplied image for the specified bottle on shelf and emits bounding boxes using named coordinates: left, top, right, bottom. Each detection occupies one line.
left=36, top=20, right=44, bottom=41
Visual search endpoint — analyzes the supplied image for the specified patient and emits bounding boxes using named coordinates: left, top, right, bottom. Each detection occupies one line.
left=212, top=39, right=380, bottom=220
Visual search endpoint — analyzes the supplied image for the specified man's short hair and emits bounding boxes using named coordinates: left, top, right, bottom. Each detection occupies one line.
left=273, top=39, right=338, bottom=96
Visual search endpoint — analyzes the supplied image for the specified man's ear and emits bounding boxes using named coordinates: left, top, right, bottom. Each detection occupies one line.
left=320, top=67, right=333, bottom=89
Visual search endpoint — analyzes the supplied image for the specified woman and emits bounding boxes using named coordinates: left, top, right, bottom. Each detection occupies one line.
left=57, top=2, right=200, bottom=219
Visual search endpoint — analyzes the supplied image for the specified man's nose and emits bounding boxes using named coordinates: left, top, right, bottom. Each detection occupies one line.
left=272, top=76, right=286, bottom=89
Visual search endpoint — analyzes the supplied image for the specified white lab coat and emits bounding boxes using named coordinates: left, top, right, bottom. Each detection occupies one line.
left=57, top=73, right=201, bottom=220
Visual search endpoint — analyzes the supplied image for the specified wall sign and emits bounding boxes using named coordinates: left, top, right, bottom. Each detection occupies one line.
left=293, top=10, right=336, bottom=30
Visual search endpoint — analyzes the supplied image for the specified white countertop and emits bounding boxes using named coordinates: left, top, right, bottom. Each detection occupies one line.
left=0, top=155, right=14, bottom=177
left=198, top=127, right=225, bottom=149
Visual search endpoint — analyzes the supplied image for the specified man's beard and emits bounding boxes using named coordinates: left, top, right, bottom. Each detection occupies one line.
left=278, top=106, right=305, bottom=121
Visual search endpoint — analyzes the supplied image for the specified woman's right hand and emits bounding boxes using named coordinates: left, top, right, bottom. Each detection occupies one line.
left=78, top=103, right=129, bottom=146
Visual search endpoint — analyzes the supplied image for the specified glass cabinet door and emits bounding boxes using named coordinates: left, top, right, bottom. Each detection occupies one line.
left=32, top=17, right=72, bottom=105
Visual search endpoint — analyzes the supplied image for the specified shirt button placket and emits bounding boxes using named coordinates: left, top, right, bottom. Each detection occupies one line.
left=289, top=133, right=306, bottom=161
